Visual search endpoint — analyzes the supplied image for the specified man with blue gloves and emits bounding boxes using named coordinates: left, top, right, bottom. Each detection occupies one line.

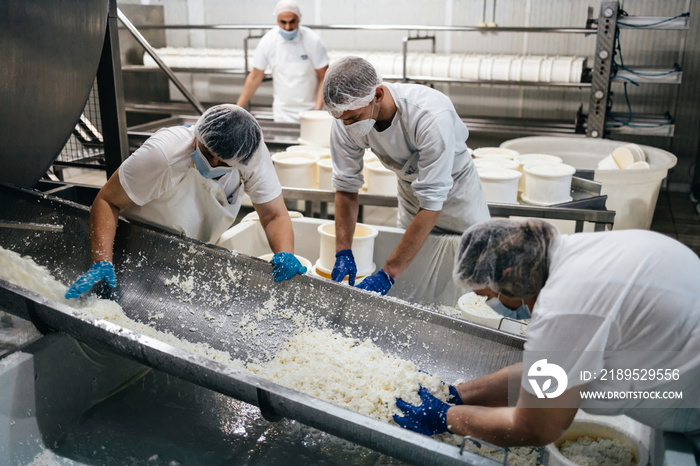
left=66, top=104, right=305, bottom=299
left=323, top=56, right=489, bottom=296
left=394, top=218, right=700, bottom=452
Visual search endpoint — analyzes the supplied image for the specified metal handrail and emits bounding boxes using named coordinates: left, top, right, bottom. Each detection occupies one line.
left=117, top=8, right=206, bottom=115
left=125, top=23, right=597, bottom=34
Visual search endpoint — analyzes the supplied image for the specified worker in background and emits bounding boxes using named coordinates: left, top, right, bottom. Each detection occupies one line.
left=393, top=218, right=700, bottom=454
left=65, top=104, right=306, bottom=299
left=236, top=0, right=329, bottom=123
left=323, top=56, right=490, bottom=295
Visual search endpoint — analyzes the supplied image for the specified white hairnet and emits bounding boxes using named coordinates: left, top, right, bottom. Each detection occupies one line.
left=453, top=218, right=559, bottom=298
left=273, top=0, right=301, bottom=19
left=194, top=104, right=261, bottom=165
left=323, top=56, right=383, bottom=118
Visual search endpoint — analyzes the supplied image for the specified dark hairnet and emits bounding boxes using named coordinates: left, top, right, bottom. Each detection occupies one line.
left=323, top=56, right=383, bottom=118
left=453, top=218, right=559, bottom=298
left=194, top=104, right=261, bottom=165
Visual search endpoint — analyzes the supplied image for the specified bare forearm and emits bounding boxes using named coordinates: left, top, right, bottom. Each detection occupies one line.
left=261, top=215, right=294, bottom=254
left=457, top=363, right=522, bottom=408
left=314, top=67, right=327, bottom=110
left=383, top=209, right=440, bottom=278
left=236, top=70, right=264, bottom=108
left=446, top=405, right=541, bottom=446
left=89, top=198, right=120, bottom=263
left=255, top=195, right=294, bottom=254
left=334, top=191, right=359, bottom=251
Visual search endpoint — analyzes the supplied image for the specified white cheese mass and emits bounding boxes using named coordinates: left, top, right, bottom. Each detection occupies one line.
left=0, top=245, right=543, bottom=465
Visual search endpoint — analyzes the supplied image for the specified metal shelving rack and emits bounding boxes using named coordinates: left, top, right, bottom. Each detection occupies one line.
left=119, top=1, right=687, bottom=139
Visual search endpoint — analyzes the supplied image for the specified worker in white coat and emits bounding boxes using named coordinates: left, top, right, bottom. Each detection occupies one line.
left=323, top=56, right=490, bottom=296
left=236, top=0, right=328, bottom=123
left=394, top=218, right=700, bottom=455
left=65, top=104, right=306, bottom=299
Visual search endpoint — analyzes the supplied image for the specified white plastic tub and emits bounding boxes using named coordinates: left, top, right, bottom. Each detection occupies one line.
left=473, top=158, right=520, bottom=170
left=298, top=110, right=334, bottom=147
left=317, top=222, right=378, bottom=277
left=316, top=158, right=334, bottom=191
left=501, top=137, right=677, bottom=230
left=271, top=151, right=319, bottom=189
left=522, top=163, right=576, bottom=206
left=547, top=420, right=649, bottom=466
left=477, top=167, right=521, bottom=204
left=515, top=153, right=563, bottom=193
left=365, top=160, right=397, bottom=196
left=473, top=147, right=519, bottom=160
left=286, top=144, right=331, bottom=158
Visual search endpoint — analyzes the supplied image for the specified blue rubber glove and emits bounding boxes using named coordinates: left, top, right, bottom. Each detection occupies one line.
left=355, top=269, right=394, bottom=295
left=417, top=370, right=463, bottom=405
left=331, top=249, right=357, bottom=286
left=270, top=252, right=307, bottom=282
left=65, top=261, right=117, bottom=299
left=448, top=385, right=463, bottom=405
left=393, top=387, right=451, bottom=436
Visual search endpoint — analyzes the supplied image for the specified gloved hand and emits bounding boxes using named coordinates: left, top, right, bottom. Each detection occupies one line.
left=393, top=387, right=451, bottom=436
left=65, top=261, right=117, bottom=299
left=448, top=384, right=463, bottom=405
left=270, top=252, right=307, bottom=282
left=417, top=370, right=463, bottom=405
left=331, top=249, right=357, bottom=286
left=355, top=269, right=394, bottom=295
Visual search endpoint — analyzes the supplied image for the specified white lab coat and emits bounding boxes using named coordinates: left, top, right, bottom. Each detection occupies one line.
left=119, top=126, right=281, bottom=244
left=252, top=26, right=329, bottom=123
left=521, top=230, right=700, bottom=435
left=330, top=82, right=490, bottom=234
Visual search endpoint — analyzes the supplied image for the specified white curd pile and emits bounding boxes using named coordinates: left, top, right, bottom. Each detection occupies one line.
left=559, top=436, right=634, bottom=466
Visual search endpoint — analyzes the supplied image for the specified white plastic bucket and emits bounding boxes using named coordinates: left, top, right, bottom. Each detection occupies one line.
left=522, top=163, right=576, bottom=206
left=540, top=56, right=555, bottom=82
left=365, top=160, right=397, bottom=196
left=458, top=292, right=503, bottom=329
left=570, top=57, right=585, bottom=83
left=515, top=153, right=564, bottom=192
left=546, top=420, right=649, bottom=466
left=509, top=57, right=523, bottom=81
left=473, top=158, right=520, bottom=170
left=316, top=158, right=334, bottom=191
left=271, top=151, right=319, bottom=188
left=431, top=54, right=452, bottom=78
left=477, top=168, right=522, bottom=204
left=317, top=222, right=378, bottom=277
left=522, top=56, right=544, bottom=81
left=461, top=55, right=482, bottom=80
left=478, top=56, right=495, bottom=80
left=500, top=136, right=677, bottom=229
left=551, top=56, right=574, bottom=82
left=286, top=144, right=331, bottom=157
left=298, top=110, right=333, bottom=147
left=492, top=55, right=514, bottom=81
left=311, top=263, right=366, bottom=284
left=448, top=55, right=465, bottom=79
left=473, top=147, right=519, bottom=160
left=597, top=154, right=621, bottom=170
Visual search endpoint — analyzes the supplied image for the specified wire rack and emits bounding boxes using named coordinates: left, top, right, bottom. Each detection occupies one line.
left=54, top=80, right=106, bottom=170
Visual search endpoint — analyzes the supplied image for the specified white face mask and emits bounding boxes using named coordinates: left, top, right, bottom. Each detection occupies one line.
left=346, top=101, right=376, bottom=138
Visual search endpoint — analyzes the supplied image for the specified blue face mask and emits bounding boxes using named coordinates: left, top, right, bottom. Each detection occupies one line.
left=278, top=28, right=298, bottom=40
left=486, top=295, right=532, bottom=320
left=191, top=148, right=234, bottom=179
